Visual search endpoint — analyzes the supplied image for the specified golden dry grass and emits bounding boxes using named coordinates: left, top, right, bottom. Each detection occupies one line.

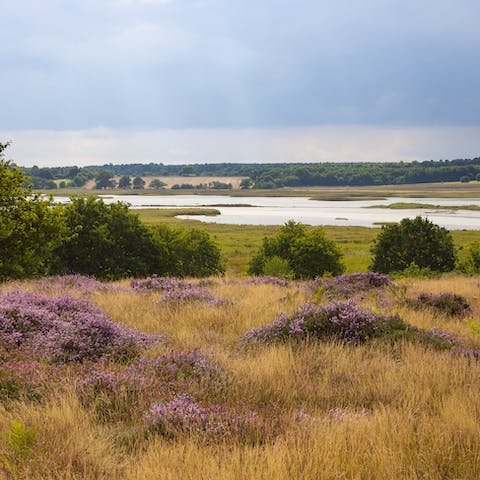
left=1, top=274, right=480, bottom=479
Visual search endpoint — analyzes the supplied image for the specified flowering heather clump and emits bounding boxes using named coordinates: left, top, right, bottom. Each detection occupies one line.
left=158, top=285, right=228, bottom=306
left=145, top=394, right=265, bottom=443
left=131, top=276, right=196, bottom=292
left=451, top=347, right=480, bottom=361
left=407, top=292, right=473, bottom=318
left=428, top=328, right=460, bottom=346
left=317, top=272, right=393, bottom=298
left=242, top=301, right=384, bottom=345
left=0, top=352, right=60, bottom=401
left=77, top=349, right=226, bottom=420
left=77, top=362, right=166, bottom=421
left=241, top=300, right=457, bottom=349
left=0, top=291, right=162, bottom=363
left=131, top=276, right=228, bottom=305
left=140, top=349, right=227, bottom=384
left=240, top=276, right=289, bottom=287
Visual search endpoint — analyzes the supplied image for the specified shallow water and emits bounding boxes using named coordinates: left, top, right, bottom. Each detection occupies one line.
left=55, top=194, right=480, bottom=229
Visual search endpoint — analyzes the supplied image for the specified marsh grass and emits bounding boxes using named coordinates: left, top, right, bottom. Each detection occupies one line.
left=1, top=274, right=480, bottom=479
left=135, top=210, right=480, bottom=275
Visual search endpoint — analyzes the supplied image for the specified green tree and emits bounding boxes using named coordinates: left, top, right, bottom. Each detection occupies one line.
left=52, top=196, right=169, bottom=279
left=290, top=228, right=344, bottom=277
left=149, top=179, right=167, bottom=189
left=95, top=170, right=116, bottom=189
left=52, top=196, right=224, bottom=279
left=132, top=176, right=146, bottom=189
left=248, top=220, right=344, bottom=278
left=170, top=228, right=224, bottom=277
left=0, top=142, right=68, bottom=280
left=240, top=178, right=253, bottom=189
left=118, top=175, right=132, bottom=189
left=370, top=216, right=456, bottom=273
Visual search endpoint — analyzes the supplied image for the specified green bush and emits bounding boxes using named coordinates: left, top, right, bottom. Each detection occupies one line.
left=262, top=256, right=294, bottom=279
left=370, top=216, right=456, bottom=274
left=52, top=196, right=224, bottom=279
left=248, top=221, right=344, bottom=279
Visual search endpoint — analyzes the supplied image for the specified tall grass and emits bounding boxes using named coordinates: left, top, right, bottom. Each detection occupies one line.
left=1, top=274, right=479, bottom=479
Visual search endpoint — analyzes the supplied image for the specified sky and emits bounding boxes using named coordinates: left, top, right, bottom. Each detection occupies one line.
left=1, top=0, right=480, bottom=167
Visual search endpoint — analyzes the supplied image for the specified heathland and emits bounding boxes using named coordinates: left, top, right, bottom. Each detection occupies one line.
left=1, top=273, right=479, bottom=479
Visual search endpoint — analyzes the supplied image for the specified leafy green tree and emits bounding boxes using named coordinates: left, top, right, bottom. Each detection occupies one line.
left=149, top=179, right=167, bottom=189
left=290, top=228, right=344, bottom=277
left=52, top=196, right=169, bottom=279
left=248, top=220, right=344, bottom=278
left=370, top=216, right=456, bottom=273
left=240, top=178, right=253, bottom=189
left=0, top=142, right=68, bottom=280
left=95, top=170, right=116, bottom=189
left=118, top=175, right=132, bottom=189
left=52, top=196, right=224, bottom=279
left=170, top=228, right=224, bottom=277
left=133, top=176, right=146, bottom=189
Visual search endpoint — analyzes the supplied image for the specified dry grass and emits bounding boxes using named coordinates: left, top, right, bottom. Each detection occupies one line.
left=1, top=275, right=480, bottom=479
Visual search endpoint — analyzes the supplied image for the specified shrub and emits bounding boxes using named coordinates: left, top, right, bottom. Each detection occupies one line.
left=407, top=293, right=472, bottom=318
left=158, top=286, right=227, bottom=306
left=144, top=394, right=265, bottom=443
left=262, top=256, right=293, bottom=279
left=0, top=292, right=161, bottom=363
left=52, top=197, right=224, bottom=279
left=317, top=272, right=392, bottom=298
left=248, top=221, right=344, bottom=279
left=370, top=216, right=456, bottom=273
left=241, top=300, right=455, bottom=349
left=0, top=353, right=58, bottom=401
left=77, top=349, right=226, bottom=422
left=52, top=196, right=171, bottom=280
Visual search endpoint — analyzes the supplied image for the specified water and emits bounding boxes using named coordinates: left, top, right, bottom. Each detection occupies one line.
left=54, top=194, right=480, bottom=229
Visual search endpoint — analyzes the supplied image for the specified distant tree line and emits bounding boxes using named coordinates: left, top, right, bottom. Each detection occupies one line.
left=19, top=157, right=480, bottom=190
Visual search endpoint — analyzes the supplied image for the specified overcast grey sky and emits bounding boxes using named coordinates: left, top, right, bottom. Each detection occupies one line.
left=1, top=0, right=479, bottom=166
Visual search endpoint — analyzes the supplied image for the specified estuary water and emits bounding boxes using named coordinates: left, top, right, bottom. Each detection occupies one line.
left=57, top=194, right=480, bottom=229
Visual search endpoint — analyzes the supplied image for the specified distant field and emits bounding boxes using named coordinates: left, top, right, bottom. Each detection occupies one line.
left=84, top=175, right=247, bottom=190
left=50, top=180, right=480, bottom=198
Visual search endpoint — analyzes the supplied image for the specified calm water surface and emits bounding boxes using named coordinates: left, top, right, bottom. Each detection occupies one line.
left=57, top=195, right=480, bottom=229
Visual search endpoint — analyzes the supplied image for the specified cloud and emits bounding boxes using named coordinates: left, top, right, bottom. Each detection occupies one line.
left=1, top=1, right=480, bottom=130
left=3, top=126, right=479, bottom=167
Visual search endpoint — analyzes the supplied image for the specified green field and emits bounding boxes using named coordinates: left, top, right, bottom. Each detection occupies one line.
left=136, top=209, right=480, bottom=276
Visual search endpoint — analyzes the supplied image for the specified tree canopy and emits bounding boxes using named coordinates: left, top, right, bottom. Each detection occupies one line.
left=248, top=221, right=344, bottom=279
left=370, top=216, right=456, bottom=273
left=0, top=142, right=68, bottom=280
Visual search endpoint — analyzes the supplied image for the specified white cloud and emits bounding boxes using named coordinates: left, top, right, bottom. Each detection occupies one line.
left=2, top=126, right=479, bottom=167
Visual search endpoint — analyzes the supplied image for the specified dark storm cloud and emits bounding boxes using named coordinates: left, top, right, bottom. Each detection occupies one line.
left=1, top=0, right=480, bottom=130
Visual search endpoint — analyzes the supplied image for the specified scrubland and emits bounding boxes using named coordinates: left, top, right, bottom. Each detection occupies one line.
left=1, top=273, right=479, bottom=479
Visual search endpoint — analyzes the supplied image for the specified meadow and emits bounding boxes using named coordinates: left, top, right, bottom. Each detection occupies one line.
left=136, top=209, right=480, bottom=275
left=1, top=272, right=479, bottom=479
